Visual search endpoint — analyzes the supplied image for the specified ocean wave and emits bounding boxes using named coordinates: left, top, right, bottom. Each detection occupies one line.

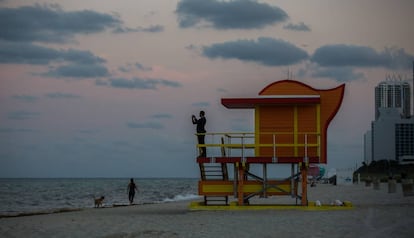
left=0, top=178, right=199, bottom=216
left=161, top=194, right=201, bottom=203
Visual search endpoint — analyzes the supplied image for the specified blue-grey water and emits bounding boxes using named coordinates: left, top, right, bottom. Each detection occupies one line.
left=0, top=178, right=199, bottom=217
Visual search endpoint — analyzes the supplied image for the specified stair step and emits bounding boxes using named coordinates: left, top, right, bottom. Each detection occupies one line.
left=200, top=163, right=229, bottom=181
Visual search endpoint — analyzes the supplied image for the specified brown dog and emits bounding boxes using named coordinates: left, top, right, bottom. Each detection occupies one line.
left=94, top=196, right=105, bottom=208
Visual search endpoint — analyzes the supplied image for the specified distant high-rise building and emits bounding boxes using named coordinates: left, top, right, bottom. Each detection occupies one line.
left=371, top=108, right=414, bottom=162
left=375, top=78, right=411, bottom=119
left=366, top=77, right=414, bottom=164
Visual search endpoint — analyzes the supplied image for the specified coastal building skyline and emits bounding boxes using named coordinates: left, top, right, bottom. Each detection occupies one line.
left=365, top=77, right=414, bottom=164
left=371, top=108, right=414, bottom=162
left=375, top=78, right=411, bottom=119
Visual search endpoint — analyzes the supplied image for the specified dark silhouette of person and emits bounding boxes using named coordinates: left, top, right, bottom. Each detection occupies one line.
left=192, top=111, right=206, bottom=157
left=127, top=178, right=138, bottom=205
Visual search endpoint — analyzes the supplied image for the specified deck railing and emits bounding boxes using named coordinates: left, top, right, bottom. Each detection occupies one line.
left=195, top=132, right=320, bottom=159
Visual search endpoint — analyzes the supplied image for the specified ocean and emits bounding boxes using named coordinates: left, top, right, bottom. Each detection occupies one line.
left=0, top=178, right=199, bottom=217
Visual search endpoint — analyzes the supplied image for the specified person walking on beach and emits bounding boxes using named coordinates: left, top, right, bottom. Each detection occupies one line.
left=192, top=110, right=206, bottom=157
left=127, top=178, right=138, bottom=205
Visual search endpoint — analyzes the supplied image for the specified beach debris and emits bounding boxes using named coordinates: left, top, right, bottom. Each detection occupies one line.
left=334, top=199, right=343, bottom=206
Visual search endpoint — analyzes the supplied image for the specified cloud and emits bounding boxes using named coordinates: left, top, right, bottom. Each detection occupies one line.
left=105, top=77, right=182, bottom=90
left=283, top=22, right=310, bottom=32
left=8, top=110, right=40, bottom=120
left=0, top=41, right=109, bottom=78
left=298, top=63, right=365, bottom=82
left=11, top=94, right=38, bottom=102
left=45, top=92, right=81, bottom=99
left=312, top=67, right=365, bottom=82
left=118, top=62, right=152, bottom=73
left=127, top=122, right=164, bottom=129
left=113, top=25, right=164, bottom=33
left=0, top=4, right=121, bottom=43
left=311, top=44, right=414, bottom=70
left=61, top=49, right=106, bottom=64
left=0, top=41, right=105, bottom=65
left=95, top=79, right=109, bottom=86
left=44, top=63, right=109, bottom=78
left=202, top=37, right=308, bottom=66
left=0, top=41, right=61, bottom=65
left=176, top=0, right=288, bottom=29
left=118, top=66, right=130, bottom=73
left=135, top=63, right=152, bottom=71
left=298, top=44, right=414, bottom=82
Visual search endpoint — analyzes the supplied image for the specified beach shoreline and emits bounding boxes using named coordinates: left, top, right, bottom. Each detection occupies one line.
left=0, top=177, right=199, bottom=218
left=1, top=183, right=413, bottom=238
left=0, top=200, right=196, bottom=219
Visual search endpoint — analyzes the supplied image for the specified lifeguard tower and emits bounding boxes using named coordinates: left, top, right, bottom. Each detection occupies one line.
left=196, top=80, right=345, bottom=206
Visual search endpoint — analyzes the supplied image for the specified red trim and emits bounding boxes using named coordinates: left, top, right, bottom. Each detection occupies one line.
left=196, top=157, right=211, bottom=163
left=216, top=157, right=241, bottom=163
left=221, top=97, right=320, bottom=109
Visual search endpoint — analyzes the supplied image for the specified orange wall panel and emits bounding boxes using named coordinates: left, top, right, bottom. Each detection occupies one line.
left=297, top=105, right=317, bottom=133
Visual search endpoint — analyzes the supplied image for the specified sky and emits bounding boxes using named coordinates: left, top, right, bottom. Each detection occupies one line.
left=0, top=0, right=413, bottom=178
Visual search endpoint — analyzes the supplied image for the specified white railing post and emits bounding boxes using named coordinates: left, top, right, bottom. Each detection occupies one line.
left=211, top=133, right=213, bottom=156
left=241, top=134, right=244, bottom=159
left=228, top=135, right=231, bottom=157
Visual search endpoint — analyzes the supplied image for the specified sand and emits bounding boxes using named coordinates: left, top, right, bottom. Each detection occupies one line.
left=1, top=182, right=413, bottom=238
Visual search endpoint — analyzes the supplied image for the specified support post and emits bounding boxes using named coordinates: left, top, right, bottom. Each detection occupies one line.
left=233, top=163, right=238, bottom=198
left=263, top=163, right=267, bottom=198
left=272, top=133, right=276, bottom=159
left=301, top=163, right=308, bottom=206
left=291, top=163, right=295, bottom=197
left=238, top=164, right=245, bottom=205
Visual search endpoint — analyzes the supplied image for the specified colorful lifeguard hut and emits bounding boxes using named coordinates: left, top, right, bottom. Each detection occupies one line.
left=196, top=80, right=345, bottom=206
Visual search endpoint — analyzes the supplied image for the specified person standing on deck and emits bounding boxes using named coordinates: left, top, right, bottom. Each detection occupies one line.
left=192, top=111, right=206, bottom=157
